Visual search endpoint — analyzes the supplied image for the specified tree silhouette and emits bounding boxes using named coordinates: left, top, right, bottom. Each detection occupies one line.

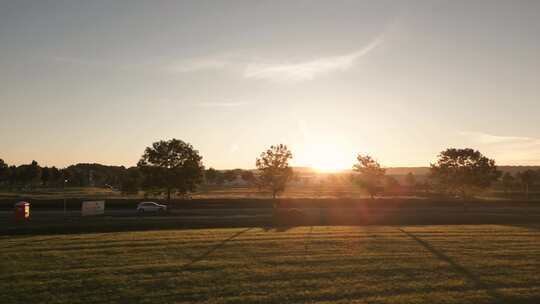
left=204, top=168, right=221, bottom=185
left=430, top=148, right=500, bottom=198
left=256, top=144, right=293, bottom=199
left=15, top=160, right=42, bottom=188
left=352, top=155, right=386, bottom=199
left=0, top=159, right=8, bottom=185
left=138, top=139, right=204, bottom=202
left=224, top=170, right=238, bottom=183
left=405, top=172, right=416, bottom=189
left=501, top=172, right=515, bottom=195
left=120, top=167, right=143, bottom=194
left=240, top=170, right=256, bottom=186
left=516, top=170, right=536, bottom=199
left=40, top=167, right=50, bottom=186
left=384, top=175, right=400, bottom=195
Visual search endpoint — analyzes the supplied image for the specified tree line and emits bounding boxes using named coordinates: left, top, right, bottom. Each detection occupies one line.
left=0, top=158, right=255, bottom=194
left=1, top=139, right=540, bottom=200
left=0, top=160, right=128, bottom=189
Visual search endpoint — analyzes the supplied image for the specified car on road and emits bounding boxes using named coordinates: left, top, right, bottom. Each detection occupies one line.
left=137, top=202, right=167, bottom=214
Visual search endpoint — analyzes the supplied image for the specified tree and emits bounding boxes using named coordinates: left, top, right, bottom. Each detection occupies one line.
left=516, top=170, right=536, bottom=199
left=224, top=170, right=238, bottom=183
left=429, top=148, right=500, bottom=198
left=7, top=165, right=17, bottom=188
left=384, top=176, right=400, bottom=195
left=48, top=166, right=61, bottom=186
left=204, top=168, right=219, bottom=185
left=16, top=160, right=42, bottom=188
left=120, top=167, right=143, bottom=195
left=405, top=172, right=416, bottom=190
left=352, top=155, right=386, bottom=199
left=0, top=159, right=8, bottom=185
left=137, top=139, right=204, bottom=202
left=204, top=167, right=225, bottom=185
left=256, top=144, right=293, bottom=199
left=501, top=172, right=515, bottom=195
left=60, top=168, right=73, bottom=187
left=41, top=167, right=50, bottom=186
left=240, top=170, right=256, bottom=186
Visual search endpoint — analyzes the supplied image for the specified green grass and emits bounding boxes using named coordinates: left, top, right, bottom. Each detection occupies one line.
left=2, top=225, right=540, bottom=303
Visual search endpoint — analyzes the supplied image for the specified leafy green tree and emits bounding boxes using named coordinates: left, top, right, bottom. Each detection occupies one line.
left=256, top=144, right=293, bottom=199
left=352, top=155, right=386, bottom=199
left=138, top=139, right=204, bottom=202
left=429, top=148, right=500, bottom=198
left=516, top=170, right=536, bottom=199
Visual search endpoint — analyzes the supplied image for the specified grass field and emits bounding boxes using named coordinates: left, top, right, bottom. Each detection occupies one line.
left=0, top=184, right=370, bottom=200
left=1, top=185, right=535, bottom=204
left=2, top=225, right=540, bottom=303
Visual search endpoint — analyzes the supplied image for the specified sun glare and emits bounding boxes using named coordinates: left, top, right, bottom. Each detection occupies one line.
left=301, top=143, right=352, bottom=173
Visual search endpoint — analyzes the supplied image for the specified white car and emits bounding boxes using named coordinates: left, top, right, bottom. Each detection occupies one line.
left=137, top=202, right=167, bottom=214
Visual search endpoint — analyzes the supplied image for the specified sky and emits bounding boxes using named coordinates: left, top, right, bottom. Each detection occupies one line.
left=1, top=0, right=540, bottom=170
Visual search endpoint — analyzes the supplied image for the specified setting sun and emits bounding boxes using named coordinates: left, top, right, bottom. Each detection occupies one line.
left=297, top=143, right=353, bottom=172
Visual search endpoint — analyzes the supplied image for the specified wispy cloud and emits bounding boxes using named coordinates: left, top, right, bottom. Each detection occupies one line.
left=460, top=131, right=540, bottom=144
left=243, top=37, right=383, bottom=83
left=167, top=35, right=384, bottom=82
left=460, top=131, right=534, bottom=145
left=459, top=131, right=540, bottom=164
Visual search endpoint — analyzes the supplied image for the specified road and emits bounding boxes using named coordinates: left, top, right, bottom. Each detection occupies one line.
left=2, top=205, right=540, bottom=219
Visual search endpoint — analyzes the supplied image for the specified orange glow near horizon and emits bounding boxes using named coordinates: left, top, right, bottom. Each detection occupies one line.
left=297, top=142, right=353, bottom=173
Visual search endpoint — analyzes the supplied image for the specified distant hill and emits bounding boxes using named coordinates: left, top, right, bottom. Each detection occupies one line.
left=290, top=166, right=540, bottom=177
left=385, top=166, right=540, bottom=176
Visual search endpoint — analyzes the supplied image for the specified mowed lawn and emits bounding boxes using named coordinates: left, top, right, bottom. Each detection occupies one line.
left=1, top=225, right=540, bottom=304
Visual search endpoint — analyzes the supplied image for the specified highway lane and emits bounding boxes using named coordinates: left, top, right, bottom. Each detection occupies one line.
left=2, top=205, right=540, bottom=219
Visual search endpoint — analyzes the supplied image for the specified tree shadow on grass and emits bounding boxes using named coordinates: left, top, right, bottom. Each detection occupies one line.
left=398, top=228, right=505, bottom=303
left=180, top=227, right=253, bottom=270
